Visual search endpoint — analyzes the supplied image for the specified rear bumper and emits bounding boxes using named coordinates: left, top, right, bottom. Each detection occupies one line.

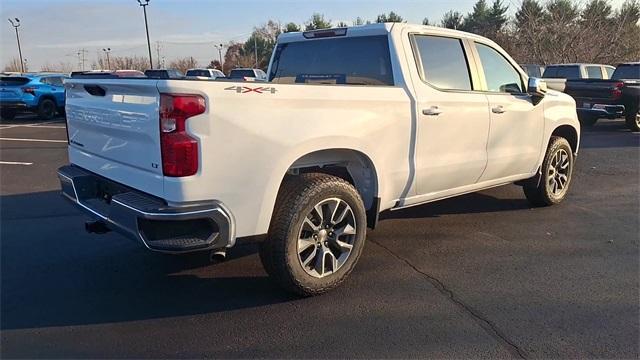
left=57, top=165, right=235, bottom=253
left=577, top=104, right=625, bottom=119
left=0, top=101, right=29, bottom=110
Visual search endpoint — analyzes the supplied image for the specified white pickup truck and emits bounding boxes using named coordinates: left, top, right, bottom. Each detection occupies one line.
left=59, top=23, right=580, bottom=296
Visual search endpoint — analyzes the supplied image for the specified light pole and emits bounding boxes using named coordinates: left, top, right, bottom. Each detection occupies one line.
left=214, top=43, right=224, bottom=70
left=102, top=48, right=111, bottom=69
left=7, top=18, right=24, bottom=73
left=137, top=0, right=153, bottom=69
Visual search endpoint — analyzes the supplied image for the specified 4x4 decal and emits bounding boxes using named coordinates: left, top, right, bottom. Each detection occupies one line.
left=224, top=85, right=277, bottom=94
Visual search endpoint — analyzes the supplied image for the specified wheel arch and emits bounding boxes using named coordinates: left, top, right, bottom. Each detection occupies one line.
left=287, top=148, right=379, bottom=209
left=37, top=94, right=58, bottom=107
left=551, top=124, right=579, bottom=155
left=262, top=148, right=382, bottom=231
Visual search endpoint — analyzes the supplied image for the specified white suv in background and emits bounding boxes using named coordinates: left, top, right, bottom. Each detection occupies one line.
left=228, top=68, right=268, bottom=81
left=185, top=68, right=225, bottom=79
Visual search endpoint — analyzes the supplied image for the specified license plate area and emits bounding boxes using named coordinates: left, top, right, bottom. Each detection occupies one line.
left=73, top=174, right=128, bottom=205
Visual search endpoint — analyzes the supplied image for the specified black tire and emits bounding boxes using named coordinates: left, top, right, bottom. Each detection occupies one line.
left=0, top=109, right=16, bottom=120
left=523, top=136, right=574, bottom=207
left=37, top=98, right=56, bottom=120
left=578, top=113, right=598, bottom=127
left=260, top=173, right=367, bottom=296
left=625, top=109, right=639, bottom=132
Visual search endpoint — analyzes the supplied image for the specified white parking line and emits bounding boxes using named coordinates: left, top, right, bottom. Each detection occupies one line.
left=0, top=137, right=67, bottom=143
left=24, top=125, right=66, bottom=129
left=0, top=120, right=65, bottom=130
left=0, top=161, right=33, bottom=165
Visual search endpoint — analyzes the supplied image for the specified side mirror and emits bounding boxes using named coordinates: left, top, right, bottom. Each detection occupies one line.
left=528, top=77, right=547, bottom=98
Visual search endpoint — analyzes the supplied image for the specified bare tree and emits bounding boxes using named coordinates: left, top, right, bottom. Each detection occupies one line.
left=223, top=42, right=255, bottom=73
left=168, top=57, right=198, bottom=74
left=40, top=62, right=74, bottom=73
left=3, top=58, right=26, bottom=72
left=93, top=55, right=149, bottom=71
left=207, top=60, right=222, bottom=70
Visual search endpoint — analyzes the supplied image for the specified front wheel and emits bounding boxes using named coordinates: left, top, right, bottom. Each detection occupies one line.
left=625, top=109, right=639, bottom=132
left=523, top=136, right=574, bottom=207
left=260, top=173, right=367, bottom=296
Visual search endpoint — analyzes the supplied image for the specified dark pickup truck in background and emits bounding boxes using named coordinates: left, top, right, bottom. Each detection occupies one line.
left=564, top=62, right=640, bottom=131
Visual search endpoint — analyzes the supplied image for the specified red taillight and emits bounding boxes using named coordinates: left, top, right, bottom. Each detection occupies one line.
left=22, top=87, right=36, bottom=95
left=612, top=81, right=624, bottom=99
left=159, top=94, right=205, bottom=177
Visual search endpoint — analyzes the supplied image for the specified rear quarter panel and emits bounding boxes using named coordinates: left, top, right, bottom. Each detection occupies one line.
left=156, top=80, right=412, bottom=237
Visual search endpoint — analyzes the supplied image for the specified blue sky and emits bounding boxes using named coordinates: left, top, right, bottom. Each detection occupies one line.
left=0, top=0, right=629, bottom=70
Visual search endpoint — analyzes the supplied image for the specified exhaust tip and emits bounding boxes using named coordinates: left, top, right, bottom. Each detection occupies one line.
left=209, top=248, right=227, bottom=263
left=85, top=220, right=111, bottom=234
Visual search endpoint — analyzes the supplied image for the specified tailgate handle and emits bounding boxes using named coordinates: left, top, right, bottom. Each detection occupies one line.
left=83, top=85, right=106, bottom=97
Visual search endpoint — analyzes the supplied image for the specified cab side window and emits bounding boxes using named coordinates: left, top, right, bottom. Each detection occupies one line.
left=586, top=66, right=603, bottom=79
left=475, top=43, right=523, bottom=94
left=604, top=66, right=615, bottom=79
left=412, top=35, right=473, bottom=91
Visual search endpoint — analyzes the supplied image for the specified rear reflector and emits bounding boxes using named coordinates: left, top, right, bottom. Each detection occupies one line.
left=159, top=94, right=205, bottom=177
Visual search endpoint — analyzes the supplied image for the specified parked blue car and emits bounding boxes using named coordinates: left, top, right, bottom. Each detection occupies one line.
left=0, top=73, right=68, bottom=120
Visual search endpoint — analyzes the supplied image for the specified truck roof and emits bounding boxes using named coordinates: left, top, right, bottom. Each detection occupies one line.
left=546, top=63, right=613, bottom=67
left=278, top=22, right=489, bottom=44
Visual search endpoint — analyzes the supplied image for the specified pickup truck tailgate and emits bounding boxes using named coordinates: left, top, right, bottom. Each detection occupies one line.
left=65, top=79, right=164, bottom=196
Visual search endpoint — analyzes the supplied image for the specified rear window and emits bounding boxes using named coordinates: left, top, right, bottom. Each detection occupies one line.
left=543, top=66, right=580, bottom=79
left=612, top=64, right=640, bottom=80
left=229, top=69, right=255, bottom=79
left=186, top=70, right=211, bottom=77
left=269, top=35, right=394, bottom=86
left=0, top=76, right=31, bottom=86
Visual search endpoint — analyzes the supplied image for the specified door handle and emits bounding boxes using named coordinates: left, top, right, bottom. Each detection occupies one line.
left=491, top=105, right=505, bottom=114
left=422, top=106, right=442, bottom=116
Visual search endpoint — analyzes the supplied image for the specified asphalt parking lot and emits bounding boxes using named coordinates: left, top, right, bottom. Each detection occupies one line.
left=1, top=116, right=638, bottom=359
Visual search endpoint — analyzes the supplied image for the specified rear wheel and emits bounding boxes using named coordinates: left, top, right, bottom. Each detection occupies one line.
left=625, top=109, right=639, bottom=132
left=37, top=99, right=56, bottom=120
left=260, top=173, right=367, bottom=296
left=0, top=109, right=16, bottom=120
left=523, top=136, right=574, bottom=207
left=578, top=113, right=598, bottom=127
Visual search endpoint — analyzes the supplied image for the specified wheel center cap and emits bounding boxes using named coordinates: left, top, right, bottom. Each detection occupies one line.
left=317, top=229, right=328, bottom=242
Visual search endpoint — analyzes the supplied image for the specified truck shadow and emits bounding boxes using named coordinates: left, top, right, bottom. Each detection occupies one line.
left=380, top=192, right=530, bottom=221
left=1, top=190, right=297, bottom=330
left=1, top=189, right=531, bottom=330
left=579, top=119, right=640, bottom=149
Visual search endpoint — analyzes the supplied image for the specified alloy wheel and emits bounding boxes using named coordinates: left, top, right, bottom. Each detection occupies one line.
left=297, top=198, right=357, bottom=278
left=547, top=148, right=571, bottom=196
